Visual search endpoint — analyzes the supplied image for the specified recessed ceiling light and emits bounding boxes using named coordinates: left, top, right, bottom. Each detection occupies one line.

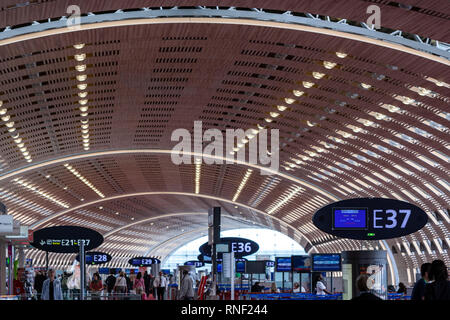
left=75, top=64, right=86, bottom=72
left=312, top=72, right=325, bottom=79
left=284, top=98, right=295, bottom=104
left=78, top=92, right=88, bottom=98
left=360, top=83, right=372, bottom=89
left=79, top=106, right=88, bottom=112
left=5, top=121, right=14, bottom=128
left=73, top=43, right=85, bottom=49
left=115, top=212, right=119, bottom=215
left=74, top=53, right=86, bottom=61
left=277, top=105, right=287, bottom=111
left=270, top=112, right=280, bottom=118
left=76, top=74, right=87, bottom=82
left=1, top=115, right=10, bottom=122
left=7, top=127, right=16, bottom=133
left=323, top=61, right=337, bottom=69
left=293, top=90, right=304, bottom=97
left=264, top=118, right=273, bottom=123
left=302, top=81, right=314, bottom=88
left=79, top=99, right=88, bottom=105
left=0, top=108, right=7, bottom=115
left=336, top=52, right=347, bottom=58
left=77, top=83, right=87, bottom=90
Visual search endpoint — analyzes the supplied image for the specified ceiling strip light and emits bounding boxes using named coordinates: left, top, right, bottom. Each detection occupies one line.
left=232, top=169, right=253, bottom=202
left=64, top=164, right=105, bottom=198
left=0, top=102, right=32, bottom=162
left=13, top=178, right=69, bottom=208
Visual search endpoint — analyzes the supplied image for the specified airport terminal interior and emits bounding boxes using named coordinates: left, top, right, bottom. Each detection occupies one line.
left=0, top=0, right=449, bottom=302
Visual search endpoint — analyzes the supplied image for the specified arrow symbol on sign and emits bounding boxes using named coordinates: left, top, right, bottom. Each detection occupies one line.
left=40, top=240, right=45, bottom=246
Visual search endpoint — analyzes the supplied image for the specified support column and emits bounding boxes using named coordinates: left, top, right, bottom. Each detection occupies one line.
left=0, top=239, right=6, bottom=295
left=7, top=244, right=14, bottom=295
left=18, top=247, right=25, bottom=268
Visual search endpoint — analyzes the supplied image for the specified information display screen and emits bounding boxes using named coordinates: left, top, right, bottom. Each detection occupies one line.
left=312, top=254, right=341, bottom=271
left=246, top=261, right=266, bottom=274
left=236, top=260, right=246, bottom=273
left=98, top=268, right=110, bottom=274
left=291, top=255, right=311, bottom=272
left=275, top=257, right=291, bottom=272
left=333, top=208, right=367, bottom=229
left=86, top=253, right=110, bottom=265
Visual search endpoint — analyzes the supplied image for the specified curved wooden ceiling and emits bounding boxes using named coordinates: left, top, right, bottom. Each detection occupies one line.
left=0, top=1, right=448, bottom=282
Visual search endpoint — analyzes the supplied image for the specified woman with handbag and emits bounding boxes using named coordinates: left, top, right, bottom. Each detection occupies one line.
left=134, top=272, right=145, bottom=296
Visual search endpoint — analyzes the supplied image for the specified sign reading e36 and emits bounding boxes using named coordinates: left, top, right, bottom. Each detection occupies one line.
left=313, top=198, right=428, bottom=240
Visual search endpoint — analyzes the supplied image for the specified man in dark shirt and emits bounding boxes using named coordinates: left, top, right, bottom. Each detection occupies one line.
left=424, top=260, right=450, bottom=300
left=34, top=270, right=47, bottom=300
left=105, top=271, right=116, bottom=294
left=49, top=279, right=54, bottom=301
left=351, top=274, right=382, bottom=301
left=251, top=281, right=263, bottom=293
left=411, top=263, right=431, bottom=300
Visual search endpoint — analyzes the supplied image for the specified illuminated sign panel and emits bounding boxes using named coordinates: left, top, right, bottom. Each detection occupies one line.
left=128, top=257, right=161, bottom=266
left=31, top=226, right=103, bottom=253
left=76, top=252, right=112, bottom=265
left=313, top=198, right=428, bottom=240
left=199, top=237, right=259, bottom=258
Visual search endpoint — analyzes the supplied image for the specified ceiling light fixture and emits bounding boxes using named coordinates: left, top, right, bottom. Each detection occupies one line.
left=323, top=61, right=337, bottom=69
left=336, top=52, right=347, bottom=58
left=302, top=81, right=314, bottom=88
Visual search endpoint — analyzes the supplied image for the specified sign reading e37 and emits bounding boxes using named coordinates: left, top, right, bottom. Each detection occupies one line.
left=313, top=198, right=428, bottom=240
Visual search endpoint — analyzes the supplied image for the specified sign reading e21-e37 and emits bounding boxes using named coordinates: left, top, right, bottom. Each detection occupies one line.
left=313, top=198, right=428, bottom=240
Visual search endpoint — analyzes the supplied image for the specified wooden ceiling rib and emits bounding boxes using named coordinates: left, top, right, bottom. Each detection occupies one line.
left=0, top=1, right=448, bottom=41
left=0, top=2, right=449, bottom=281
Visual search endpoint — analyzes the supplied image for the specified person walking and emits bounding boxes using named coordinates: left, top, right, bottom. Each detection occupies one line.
left=351, top=274, right=382, bottom=301
left=61, top=272, right=71, bottom=300
left=143, top=271, right=151, bottom=297
left=34, top=270, right=46, bottom=300
left=89, top=273, right=103, bottom=300
left=134, top=272, right=145, bottom=296
left=179, top=270, right=195, bottom=300
left=424, top=259, right=450, bottom=300
left=41, top=269, right=63, bottom=300
left=154, top=271, right=167, bottom=300
left=105, top=270, right=116, bottom=296
left=113, top=271, right=128, bottom=297
left=125, top=273, right=132, bottom=294
left=411, top=263, right=431, bottom=301
left=315, top=274, right=332, bottom=295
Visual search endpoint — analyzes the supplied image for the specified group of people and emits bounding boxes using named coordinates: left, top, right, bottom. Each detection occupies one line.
left=104, top=270, right=171, bottom=300
left=353, top=259, right=449, bottom=300
left=30, top=268, right=174, bottom=300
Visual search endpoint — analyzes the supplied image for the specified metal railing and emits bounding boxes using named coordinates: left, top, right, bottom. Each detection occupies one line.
left=17, top=291, right=143, bottom=301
